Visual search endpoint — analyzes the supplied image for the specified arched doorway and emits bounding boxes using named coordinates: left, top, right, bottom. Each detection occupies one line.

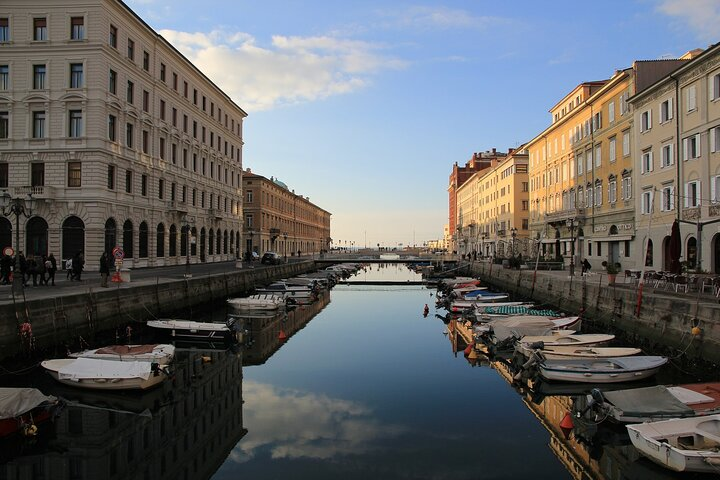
left=645, top=239, right=654, bottom=267
left=123, top=220, right=134, bottom=258
left=713, top=233, right=720, bottom=274
left=687, top=237, right=697, bottom=269
left=190, top=227, right=197, bottom=256
left=26, top=217, right=48, bottom=256
left=156, top=223, right=165, bottom=257
left=662, top=235, right=671, bottom=271
left=0, top=217, right=11, bottom=252
left=104, top=218, right=117, bottom=254
left=139, top=222, right=148, bottom=258
left=62, top=216, right=85, bottom=261
left=169, top=224, right=177, bottom=257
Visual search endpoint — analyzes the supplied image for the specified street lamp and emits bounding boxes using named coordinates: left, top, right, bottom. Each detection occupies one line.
left=0, top=192, right=35, bottom=293
left=181, top=214, right=195, bottom=278
left=566, top=218, right=577, bottom=277
left=510, top=227, right=518, bottom=258
left=282, top=232, right=288, bottom=261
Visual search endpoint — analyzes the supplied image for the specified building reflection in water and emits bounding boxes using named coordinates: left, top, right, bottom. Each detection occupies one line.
left=0, top=348, right=246, bottom=480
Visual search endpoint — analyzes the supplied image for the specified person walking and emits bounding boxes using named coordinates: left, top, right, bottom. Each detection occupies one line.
left=17, top=252, right=28, bottom=286
left=47, top=253, right=57, bottom=286
left=27, top=256, right=38, bottom=286
left=37, top=255, right=47, bottom=285
left=0, top=254, right=10, bottom=284
left=72, top=251, right=83, bottom=281
left=100, top=251, right=110, bottom=287
left=66, top=258, right=73, bottom=280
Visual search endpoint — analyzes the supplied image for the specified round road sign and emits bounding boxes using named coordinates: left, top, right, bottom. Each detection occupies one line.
left=2, top=247, right=14, bottom=257
left=112, top=246, right=125, bottom=259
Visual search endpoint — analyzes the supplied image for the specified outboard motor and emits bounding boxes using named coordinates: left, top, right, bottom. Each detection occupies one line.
left=575, top=388, right=606, bottom=418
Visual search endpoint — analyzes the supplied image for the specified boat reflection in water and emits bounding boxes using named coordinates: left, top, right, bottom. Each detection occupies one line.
left=0, top=348, right=246, bottom=480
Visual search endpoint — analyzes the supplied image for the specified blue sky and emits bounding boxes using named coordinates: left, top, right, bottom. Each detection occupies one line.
left=126, top=0, right=719, bottom=248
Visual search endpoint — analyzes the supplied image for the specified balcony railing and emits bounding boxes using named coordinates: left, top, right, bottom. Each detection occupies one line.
left=544, top=208, right=586, bottom=224
left=167, top=200, right=188, bottom=214
left=13, top=186, right=55, bottom=198
left=208, top=208, right=223, bottom=219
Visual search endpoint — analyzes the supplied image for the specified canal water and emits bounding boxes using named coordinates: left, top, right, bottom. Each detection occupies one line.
left=0, top=264, right=714, bottom=479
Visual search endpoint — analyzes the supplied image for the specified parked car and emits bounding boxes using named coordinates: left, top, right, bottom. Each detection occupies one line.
left=261, top=252, right=283, bottom=265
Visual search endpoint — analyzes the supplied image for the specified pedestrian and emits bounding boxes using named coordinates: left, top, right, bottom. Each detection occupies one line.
left=0, top=254, right=10, bottom=284
left=66, top=258, right=73, bottom=280
left=100, top=251, right=110, bottom=287
left=72, top=250, right=83, bottom=281
left=47, top=253, right=57, bottom=286
left=17, top=252, right=28, bottom=286
left=582, top=258, right=592, bottom=275
left=37, top=255, right=47, bottom=285
left=28, top=256, right=38, bottom=286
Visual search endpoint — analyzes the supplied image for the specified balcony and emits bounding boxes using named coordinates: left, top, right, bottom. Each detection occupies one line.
left=167, top=200, right=188, bottom=214
left=208, top=208, right=223, bottom=220
left=544, top=208, right=586, bottom=225
left=12, top=186, right=55, bottom=198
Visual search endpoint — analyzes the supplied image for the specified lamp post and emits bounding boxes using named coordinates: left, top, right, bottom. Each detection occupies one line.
left=510, top=227, right=518, bottom=258
left=0, top=192, right=35, bottom=293
left=181, top=214, right=195, bottom=278
left=566, top=218, right=577, bottom=277
left=282, top=232, right=288, bottom=261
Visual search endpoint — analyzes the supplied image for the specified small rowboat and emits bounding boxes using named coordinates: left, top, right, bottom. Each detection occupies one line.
left=516, top=333, right=615, bottom=357
left=627, top=415, right=720, bottom=473
left=537, top=355, right=667, bottom=383
left=69, top=344, right=175, bottom=365
left=528, top=346, right=641, bottom=360
left=42, top=358, right=168, bottom=390
left=147, top=318, right=239, bottom=343
left=227, top=294, right=287, bottom=311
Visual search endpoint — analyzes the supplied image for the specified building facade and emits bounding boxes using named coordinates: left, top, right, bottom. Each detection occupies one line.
left=0, top=0, right=246, bottom=270
left=242, top=169, right=331, bottom=258
left=630, top=45, right=720, bottom=273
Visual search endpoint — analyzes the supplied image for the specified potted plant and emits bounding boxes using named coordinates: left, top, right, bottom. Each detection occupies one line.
left=602, top=261, right=621, bottom=284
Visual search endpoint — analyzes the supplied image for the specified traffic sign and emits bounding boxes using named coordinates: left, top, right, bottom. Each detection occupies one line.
left=112, top=246, right=125, bottom=259
left=2, top=247, right=14, bottom=257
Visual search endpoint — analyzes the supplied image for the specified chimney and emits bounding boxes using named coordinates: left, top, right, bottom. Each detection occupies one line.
left=508, top=148, right=514, bottom=155
left=492, top=148, right=496, bottom=155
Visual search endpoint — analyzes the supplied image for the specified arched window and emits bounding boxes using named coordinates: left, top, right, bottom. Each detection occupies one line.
left=156, top=223, right=165, bottom=257
left=104, top=218, right=117, bottom=254
left=169, top=224, right=177, bottom=257
left=646, top=239, right=654, bottom=266
left=199, top=227, right=205, bottom=261
left=139, top=221, right=148, bottom=258
left=223, top=230, right=228, bottom=254
left=62, top=216, right=85, bottom=261
left=216, top=228, right=221, bottom=254
left=180, top=225, right=188, bottom=257
left=0, top=217, right=11, bottom=252
left=191, top=227, right=197, bottom=256
left=26, top=216, right=48, bottom=256
left=208, top=229, right=214, bottom=255
left=123, top=220, right=134, bottom=258
left=230, top=229, right=234, bottom=256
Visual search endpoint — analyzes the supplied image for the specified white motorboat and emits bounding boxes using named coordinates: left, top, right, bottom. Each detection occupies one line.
left=256, top=281, right=317, bottom=300
left=537, top=355, right=667, bottom=383
left=449, top=295, right=510, bottom=312
left=627, top=415, right=720, bottom=473
left=524, top=345, right=641, bottom=360
left=516, top=333, right=615, bottom=356
left=146, top=318, right=240, bottom=342
left=69, top=344, right=175, bottom=365
left=41, top=358, right=168, bottom=390
left=227, top=294, right=287, bottom=311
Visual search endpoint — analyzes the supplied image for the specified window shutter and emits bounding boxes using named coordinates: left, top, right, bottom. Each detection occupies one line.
left=711, top=127, right=717, bottom=153
left=649, top=152, right=653, bottom=172
left=648, top=109, right=652, bottom=129
left=685, top=183, right=690, bottom=208
left=669, top=97, right=674, bottom=119
left=683, top=138, right=689, bottom=160
left=670, top=187, right=675, bottom=210
left=696, top=134, right=702, bottom=157
left=712, top=177, right=717, bottom=203
left=669, top=144, right=674, bottom=165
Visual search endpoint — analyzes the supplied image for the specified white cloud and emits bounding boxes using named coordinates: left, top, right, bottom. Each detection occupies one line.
left=657, top=0, right=720, bottom=42
left=159, top=29, right=406, bottom=112
left=375, top=5, right=505, bottom=30
left=227, top=381, right=407, bottom=463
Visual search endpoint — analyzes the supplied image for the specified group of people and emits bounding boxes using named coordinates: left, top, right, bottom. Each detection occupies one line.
left=0, top=251, right=59, bottom=286
left=65, top=251, right=85, bottom=282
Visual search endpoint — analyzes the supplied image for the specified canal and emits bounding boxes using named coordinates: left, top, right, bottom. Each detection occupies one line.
left=0, top=264, right=714, bottom=479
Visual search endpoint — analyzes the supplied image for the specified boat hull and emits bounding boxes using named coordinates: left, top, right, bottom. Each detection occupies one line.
left=41, top=359, right=167, bottom=391
left=147, top=319, right=238, bottom=343
left=538, top=356, right=667, bottom=383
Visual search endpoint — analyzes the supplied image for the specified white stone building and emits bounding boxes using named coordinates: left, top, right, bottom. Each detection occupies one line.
left=0, top=0, right=246, bottom=270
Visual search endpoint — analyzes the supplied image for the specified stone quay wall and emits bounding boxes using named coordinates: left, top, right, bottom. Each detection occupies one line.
left=0, top=262, right=315, bottom=360
left=468, top=261, right=720, bottom=365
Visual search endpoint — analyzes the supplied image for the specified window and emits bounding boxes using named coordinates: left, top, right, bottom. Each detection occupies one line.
left=712, top=126, right=720, bottom=153
left=127, top=81, right=134, bottom=104
left=0, top=18, right=8, bottom=42
left=687, top=85, right=697, bottom=112
left=70, top=63, right=83, bottom=88
left=172, top=108, right=177, bottom=126
left=712, top=73, right=720, bottom=101
left=661, top=185, right=675, bottom=211
left=641, top=190, right=653, bottom=214
left=609, top=180, right=617, bottom=204
left=622, top=130, right=630, bottom=156
left=70, top=17, right=84, bottom=40
left=68, top=110, right=82, bottom=137
left=641, top=149, right=653, bottom=174
left=160, top=63, right=166, bottom=82
left=609, top=136, right=616, bottom=163
left=173, top=72, right=178, bottom=90
left=595, top=182, right=602, bottom=206
left=640, top=109, right=652, bottom=132
left=31, top=163, right=44, bottom=186
left=608, top=101, right=615, bottom=123
left=142, top=130, right=149, bottom=154
left=183, top=81, right=188, bottom=98
left=109, top=25, right=117, bottom=48
left=109, top=69, right=117, bottom=94
left=127, top=39, right=135, bottom=60
left=0, top=111, right=7, bottom=138
left=521, top=200, right=528, bottom=210
left=32, top=111, right=45, bottom=138
left=142, top=90, right=149, bottom=112
left=661, top=143, right=674, bottom=168
left=159, top=138, right=165, bottom=159
left=125, top=170, right=132, bottom=193
left=685, top=180, right=700, bottom=207
left=577, top=155, right=583, bottom=176
left=595, top=145, right=601, bottom=167
left=620, top=92, right=629, bottom=115
left=143, top=51, right=150, bottom=71
left=660, top=98, right=674, bottom=123
left=158, top=179, right=164, bottom=199
left=622, top=176, right=632, bottom=200
left=171, top=143, right=176, bottom=164
left=33, top=18, right=47, bottom=41
left=713, top=176, right=720, bottom=203
left=107, top=165, right=115, bottom=189
left=141, top=174, right=147, bottom=196
left=108, top=114, right=116, bottom=141
left=126, top=123, right=133, bottom=148
left=68, top=162, right=81, bottom=187
left=0, top=65, right=7, bottom=90
left=33, top=64, right=46, bottom=90
left=683, top=134, right=701, bottom=160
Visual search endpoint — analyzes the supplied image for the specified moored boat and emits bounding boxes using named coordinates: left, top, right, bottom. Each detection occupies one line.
left=227, top=294, right=287, bottom=311
left=525, top=345, right=641, bottom=360
left=0, top=388, right=60, bottom=437
left=146, top=318, right=240, bottom=343
left=41, top=358, right=168, bottom=390
left=627, top=415, right=720, bottom=473
left=516, top=333, right=615, bottom=356
left=537, top=355, right=667, bottom=383
left=69, top=344, right=175, bottom=365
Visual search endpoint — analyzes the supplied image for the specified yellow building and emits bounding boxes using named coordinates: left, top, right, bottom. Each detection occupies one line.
left=455, top=148, right=529, bottom=258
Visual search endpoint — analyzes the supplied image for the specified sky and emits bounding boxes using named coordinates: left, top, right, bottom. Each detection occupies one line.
left=124, top=0, right=720, bottom=249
